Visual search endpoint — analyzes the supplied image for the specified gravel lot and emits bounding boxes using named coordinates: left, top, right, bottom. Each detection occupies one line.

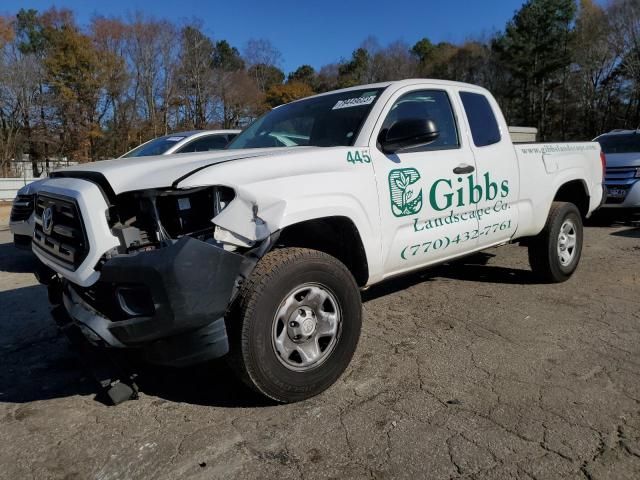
left=0, top=220, right=639, bottom=480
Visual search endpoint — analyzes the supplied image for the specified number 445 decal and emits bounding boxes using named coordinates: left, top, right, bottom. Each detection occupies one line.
left=346, top=150, right=371, bottom=164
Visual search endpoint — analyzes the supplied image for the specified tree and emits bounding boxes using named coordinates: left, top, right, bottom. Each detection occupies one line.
left=608, top=0, right=640, bottom=127
left=214, top=70, right=262, bottom=128
left=315, top=63, right=340, bottom=92
left=0, top=16, right=13, bottom=47
left=0, top=16, right=19, bottom=173
left=244, top=38, right=283, bottom=93
left=90, top=16, right=133, bottom=158
left=493, top=0, right=577, bottom=139
left=411, top=37, right=435, bottom=75
left=571, top=0, right=622, bottom=137
left=13, top=8, right=49, bottom=172
left=338, top=48, right=370, bottom=87
left=265, top=82, right=314, bottom=108
left=126, top=14, right=179, bottom=139
left=212, top=40, right=258, bottom=127
left=178, top=25, right=215, bottom=128
left=370, top=41, right=417, bottom=82
left=44, top=13, right=104, bottom=160
left=247, top=63, right=284, bottom=93
left=213, top=40, right=244, bottom=71
left=288, top=64, right=316, bottom=88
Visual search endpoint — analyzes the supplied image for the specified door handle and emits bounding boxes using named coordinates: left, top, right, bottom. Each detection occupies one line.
left=453, top=164, right=475, bottom=175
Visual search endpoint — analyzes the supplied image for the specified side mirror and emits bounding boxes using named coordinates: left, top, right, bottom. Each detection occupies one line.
left=378, top=118, right=440, bottom=154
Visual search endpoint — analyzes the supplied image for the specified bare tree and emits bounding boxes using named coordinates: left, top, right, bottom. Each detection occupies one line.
left=244, top=38, right=283, bottom=92
left=178, top=24, right=215, bottom=128
left=608, top=0, right=640, bottom=125
left=572, top=0, right=622, bottom=136
left=126, top=14, right=178, bottom=138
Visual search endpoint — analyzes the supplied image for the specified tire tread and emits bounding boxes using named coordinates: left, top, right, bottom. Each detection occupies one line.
left=227, top=247, right=360, bottom=402
left=528, top=201, right=582, bottom=283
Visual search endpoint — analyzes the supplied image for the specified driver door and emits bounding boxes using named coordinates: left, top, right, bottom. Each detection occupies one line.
left=369, top=87, right=480, bottom=278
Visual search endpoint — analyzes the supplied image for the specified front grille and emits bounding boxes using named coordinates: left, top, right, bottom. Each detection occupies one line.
left=32, top=193, right=89, bottom=270
left=605, top=167, right=639, bottom=184
left=10, top=194, right=34, bottom=222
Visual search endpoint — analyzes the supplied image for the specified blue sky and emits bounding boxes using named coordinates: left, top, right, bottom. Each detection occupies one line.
left=4, top=0, right=530, bottom=73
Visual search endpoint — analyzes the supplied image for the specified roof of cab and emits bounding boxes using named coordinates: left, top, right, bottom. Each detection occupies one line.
left=308, top=78, right=487, bottom=98
left=296, top=79, right=490, bottom=103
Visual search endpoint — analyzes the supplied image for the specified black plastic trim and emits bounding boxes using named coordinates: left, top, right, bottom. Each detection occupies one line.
left=49, top=171, right=118, bottom=205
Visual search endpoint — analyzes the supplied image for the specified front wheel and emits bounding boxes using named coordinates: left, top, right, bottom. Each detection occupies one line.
left=528, top=201, right=583, bottom=283
left=227, top=248, right=362, bottom=403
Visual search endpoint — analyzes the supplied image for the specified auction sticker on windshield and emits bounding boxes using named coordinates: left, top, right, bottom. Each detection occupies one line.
left=333, top=96, right=376, bottom=110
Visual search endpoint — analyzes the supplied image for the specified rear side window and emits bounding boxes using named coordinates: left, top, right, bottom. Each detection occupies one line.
left=459, top=92, right=501, bottom=147
left=177, top=135, right=229, bottom=153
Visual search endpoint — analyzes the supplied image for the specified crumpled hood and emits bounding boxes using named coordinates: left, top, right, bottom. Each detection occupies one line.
left=46, top=147, right=307, bottom=195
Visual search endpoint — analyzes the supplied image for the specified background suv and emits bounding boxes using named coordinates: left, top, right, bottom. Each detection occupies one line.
left=594, top=130, right=640, bottom=211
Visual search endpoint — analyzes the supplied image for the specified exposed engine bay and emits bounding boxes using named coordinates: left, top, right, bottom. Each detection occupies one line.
left=106, top=186, right=237, bottom=255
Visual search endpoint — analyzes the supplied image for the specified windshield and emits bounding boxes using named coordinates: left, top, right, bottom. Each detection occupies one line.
left=228, top=88, right=385, bottom=149
left=122, top=135, right=186, bottom=157
left=596, top=133, right=640, bottom=154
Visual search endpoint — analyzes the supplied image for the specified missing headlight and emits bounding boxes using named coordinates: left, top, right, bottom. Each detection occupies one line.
left=110, top=186, right=235, bottom=252
left=155, top=186, right=234, bottom=239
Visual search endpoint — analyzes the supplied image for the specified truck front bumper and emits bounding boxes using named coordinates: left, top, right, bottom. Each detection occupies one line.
left=48, top=237, right=245, bottom=367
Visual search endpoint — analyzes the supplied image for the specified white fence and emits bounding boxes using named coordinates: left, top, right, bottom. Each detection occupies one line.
left=0, top=159, right=78, bottom=201
left=0, top=177, right=39, bottom=201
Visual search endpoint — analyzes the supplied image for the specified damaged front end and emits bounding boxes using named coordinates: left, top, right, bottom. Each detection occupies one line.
left=46, top=184, right=280, bottom=367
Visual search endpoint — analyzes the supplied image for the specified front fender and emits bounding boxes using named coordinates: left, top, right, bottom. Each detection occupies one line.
left=176, top=151, right=384, bottom=281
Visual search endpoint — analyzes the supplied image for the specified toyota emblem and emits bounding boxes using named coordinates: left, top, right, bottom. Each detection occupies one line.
left=42, top=207, right=54, bottom=235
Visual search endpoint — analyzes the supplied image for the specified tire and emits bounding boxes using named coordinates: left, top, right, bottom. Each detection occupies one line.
left=227, top=247, right=362, bottom=403
left=528, top=201, right=583, bottom=283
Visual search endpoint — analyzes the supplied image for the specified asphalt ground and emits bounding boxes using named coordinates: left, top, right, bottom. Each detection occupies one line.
left=0, top=216, right=639, bottom=480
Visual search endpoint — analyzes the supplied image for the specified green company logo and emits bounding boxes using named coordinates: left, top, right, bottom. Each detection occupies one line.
left=389, top=168, right=423, bottom=217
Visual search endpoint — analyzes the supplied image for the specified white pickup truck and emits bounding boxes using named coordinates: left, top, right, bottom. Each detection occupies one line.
left=31, top=79, right=605, bottom=403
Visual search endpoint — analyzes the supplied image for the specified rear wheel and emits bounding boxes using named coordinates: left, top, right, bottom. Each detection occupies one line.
left=227, top=247, right=362, bottom=403
left=528, top=201, right=583, bottom=283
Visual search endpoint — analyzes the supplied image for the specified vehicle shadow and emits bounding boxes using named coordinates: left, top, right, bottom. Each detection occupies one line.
left=0, top=283, right=271, bottom=408
left=585, top=210, right=640, bottom=228
left=0, top=240, right=38, bottom=274
left=610, top=227, right=640, bottom=238
left=363, top=252, right=537, bottom=302
left=0, top=284, right=96, bottom=403
left=1, top=247, right=533, bottom=408
left=134, top=361, right=271, bottom=408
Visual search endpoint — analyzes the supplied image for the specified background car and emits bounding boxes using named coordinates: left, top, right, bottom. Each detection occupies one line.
left=9, top=180, right=45, bottom=249
left=10, top=129, right=241, bottom=249
left=594, top=129, right=640, bottom=211
left=120, top=129, right=240, bottom=158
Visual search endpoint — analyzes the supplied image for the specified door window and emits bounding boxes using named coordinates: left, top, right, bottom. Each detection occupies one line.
left=459, top=92, right=501, bottom=147
left=379, top=90, right=460, bottom=152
